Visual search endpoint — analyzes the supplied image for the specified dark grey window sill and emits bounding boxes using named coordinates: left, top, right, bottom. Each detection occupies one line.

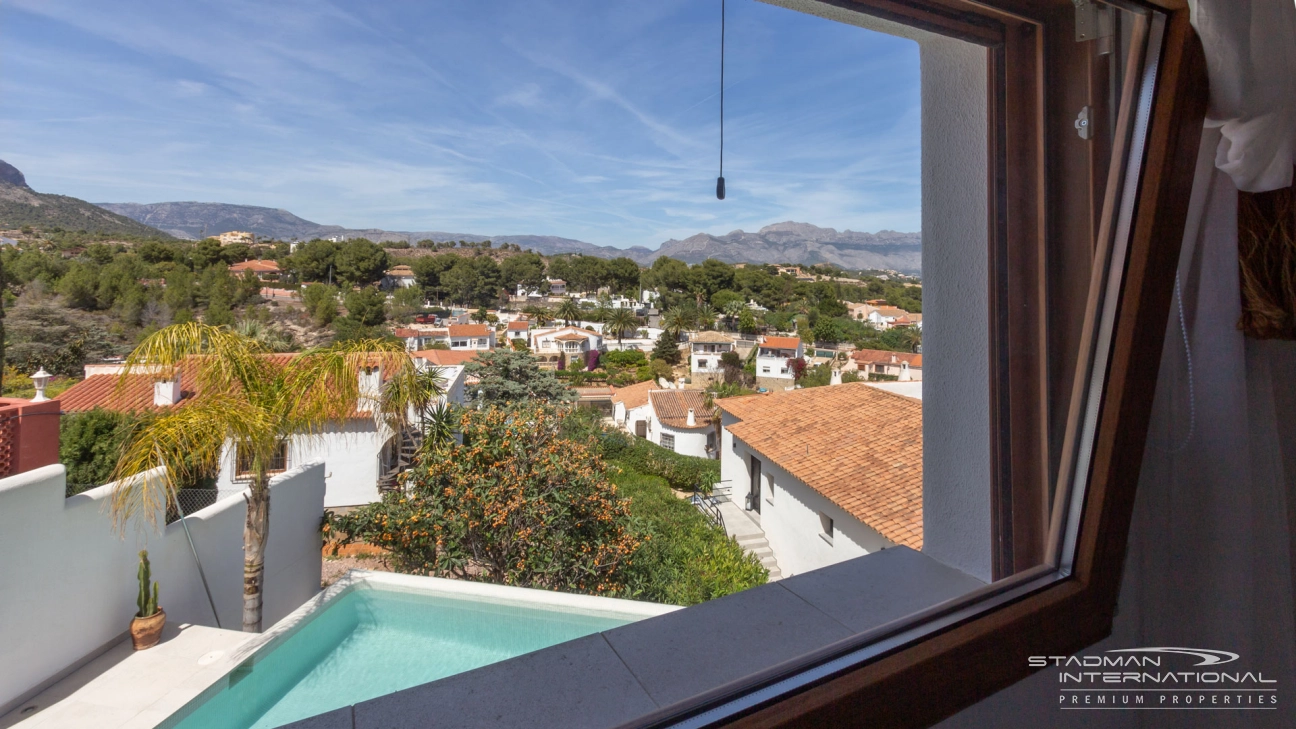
left=278, top=546, right=984, bottom=729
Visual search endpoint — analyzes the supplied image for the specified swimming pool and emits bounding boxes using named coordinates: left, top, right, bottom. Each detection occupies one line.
left=164, top=571, right=677, bottom=729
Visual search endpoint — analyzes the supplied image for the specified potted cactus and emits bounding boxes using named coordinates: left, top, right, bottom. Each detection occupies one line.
left=129, top=550, right=165, bottom=650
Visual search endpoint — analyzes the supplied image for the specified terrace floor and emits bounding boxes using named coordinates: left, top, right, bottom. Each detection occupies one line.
left=0, top=623, right=254, bottom=729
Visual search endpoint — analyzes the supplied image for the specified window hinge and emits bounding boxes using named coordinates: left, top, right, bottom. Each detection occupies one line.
left=1073, top=0, right=1113, bottom=46
left=1074, top=106, right=1092, bottom=140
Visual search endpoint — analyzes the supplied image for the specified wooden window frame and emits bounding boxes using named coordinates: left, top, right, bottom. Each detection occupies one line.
left=234, top=441, right=289, bottom=481
left=612, top=1, right=1206, bottom=726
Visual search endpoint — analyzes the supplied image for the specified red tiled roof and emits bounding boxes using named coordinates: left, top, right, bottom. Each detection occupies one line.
left=448, top=324, right=490, bottom=337
left=718, top=382, right=923, bottom=549
left=555, top=332, right=588, bottom=342
left=852, top=349, right=923, bottom=368
left=412, top=350, right=480, bottom=367
left=649, top=390, right=717, bottom=430
left=393, top=328, right=422, bottom=338
left=761, top=336, right=801, bottom=350
left=58, top=354, right=298, bottom=414
left=611, top=379, right=657, bottom=411
left=506, top=320, right=530, bottom=330
left=229, top=260, right=281, bottom=273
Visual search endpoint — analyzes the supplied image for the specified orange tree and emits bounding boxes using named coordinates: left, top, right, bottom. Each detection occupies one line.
left=328, top=402, right=641, bottom=595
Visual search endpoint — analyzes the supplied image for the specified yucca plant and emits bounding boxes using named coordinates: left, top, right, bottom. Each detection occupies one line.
left=109, top=322, right=443, bottom=632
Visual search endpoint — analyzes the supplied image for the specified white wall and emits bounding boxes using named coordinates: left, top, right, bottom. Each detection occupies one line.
left=0, top=462, right=325, bottom=714
left=214, top=424, right=390, bottom=509
left=723, top=422, right=893, bottom=576
left=646, top=413, right=711, bottom=459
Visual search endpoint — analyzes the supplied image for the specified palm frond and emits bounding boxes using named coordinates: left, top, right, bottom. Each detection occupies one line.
left=110, top=394, right=274, bottom=531
left=118, top=321, right=269, bottom=401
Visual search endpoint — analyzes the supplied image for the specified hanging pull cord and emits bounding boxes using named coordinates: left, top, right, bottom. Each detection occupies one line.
left=716, top=0, right=726, bottom=200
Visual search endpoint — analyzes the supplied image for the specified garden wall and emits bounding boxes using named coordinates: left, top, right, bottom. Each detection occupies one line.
left=0, top=462, right=325, bottom=715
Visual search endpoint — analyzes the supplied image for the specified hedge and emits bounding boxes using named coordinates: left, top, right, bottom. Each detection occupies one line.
left=601, top=430, right=720, bottom=493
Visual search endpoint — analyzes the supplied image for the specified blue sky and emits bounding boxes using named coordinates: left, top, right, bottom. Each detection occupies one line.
left=1, top=0, right=920, bottom=248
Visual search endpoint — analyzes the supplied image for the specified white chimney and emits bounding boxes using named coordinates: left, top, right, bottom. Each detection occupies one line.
left=358, top=365, right=383, bottom=412
left=899, top=361, right=912, bottom=381
left=830, top=368, right=842, bottom=386
left=154, top=372, right=182, bottom=407
left=686, top=408, right=696, bottom=427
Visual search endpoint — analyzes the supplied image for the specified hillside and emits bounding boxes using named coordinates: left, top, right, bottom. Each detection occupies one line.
left=99, top=199, right=922, bottom=273
left=0, top=160, right=172, bottom=238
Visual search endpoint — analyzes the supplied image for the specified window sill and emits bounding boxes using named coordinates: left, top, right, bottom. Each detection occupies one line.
left=278, top=547, right=984, bottom=729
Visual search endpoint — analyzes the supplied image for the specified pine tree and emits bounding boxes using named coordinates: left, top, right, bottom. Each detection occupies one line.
left=651, top=330, right=681, bottom=366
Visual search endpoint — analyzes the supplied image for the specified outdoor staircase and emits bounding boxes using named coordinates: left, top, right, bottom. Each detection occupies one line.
left=712, top=488, right=784, bottom=581
left=377, top=426, right=423, bottom=493
left=735, top=532, right=783, bottom=581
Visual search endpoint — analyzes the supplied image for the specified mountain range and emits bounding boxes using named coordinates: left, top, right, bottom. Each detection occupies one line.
left=0, top=161, right=920, bottom=272
left=98, top=201, right=923, bottom=273
left=0, top=161, right=172, bottom=239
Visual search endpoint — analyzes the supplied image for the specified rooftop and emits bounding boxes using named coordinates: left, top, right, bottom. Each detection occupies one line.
left=719, top=382, right=923, bottom=549
left=690, top=331, right=735, bottom=344
left=648, top=390, right=716, bottom=430
left=852, top=349, right=923, bottom=368
left=447, top=324, right=491, bottom=337
left=229, top=259, right=281, bottom=273
left=760, top=336, right=801, bottom=350
left=412, top=349, right=481, bottom=367
left=611, top=379, right=657, bottom=411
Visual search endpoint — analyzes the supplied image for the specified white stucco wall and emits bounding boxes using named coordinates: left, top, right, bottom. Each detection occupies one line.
left=646, top=414, right=713, bottom=459
left=723, top=422, right=894, bottom=576
left=215, top=422, right=390, bottom=508
left=0, top=463, right=324, bottom=713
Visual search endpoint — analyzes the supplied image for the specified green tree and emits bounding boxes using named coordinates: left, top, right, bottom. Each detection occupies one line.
left=301, top=283, right=339, bottom=326
left=606, top=257, right=641, bottom=294
left=499, top=252, right=546, bottom=294
left=812, top=317, right=842, bottom=344
left=57, top=263, right=99, bottom=309
left=329, top=403, right=640, bottom=594
left=334, top=239, right=389, bottom=288
left=738, top=308, right=758, bottom=334
left=464, top=348, right=575, bottom=405
left=342, top=286, right=388, bottom=326
left=109, top=323, right=440, bottom=631
left=387, top=285, right=425, bottom=323
left=605, top=308, right=639, bottom=348
left=287, top=240, right=341, bottom=283
left=555, top=297, right=581, bottom=326
left=651, top=330, right=682, bottom=366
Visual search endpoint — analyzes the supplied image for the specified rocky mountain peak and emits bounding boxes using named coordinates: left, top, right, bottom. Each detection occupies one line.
left=0, top=160, right=30, bottom=189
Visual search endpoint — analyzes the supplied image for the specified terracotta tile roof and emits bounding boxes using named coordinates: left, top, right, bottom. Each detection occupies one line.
left=386, top=265, right=415, bottom=276
left=506, top=320, right=530, bottom=331
left=393, top=328, right=423, bottom=338
left=574, top=386, right=614, bottom=399
left=852, top=349, right=923, bottom=368
left=690, top=331, right=735, bottom=344
left=555, top=332, right=588, bottom=342
left=58, top=354, right=298, bottom=414
left=448, top=324, right=490, bottom=337
left=718, top=382, right=923, bottom=549
left=873, top=306, right=909, bottom=319
left=649, top=390, right=717, bottom=430
left=229, top=260, right=281, bottom=273
left=761, top=336, right=801, bottom=350
left=412, top=350, right=480, bottom=367
left=611, top=379, right=657, bottom=411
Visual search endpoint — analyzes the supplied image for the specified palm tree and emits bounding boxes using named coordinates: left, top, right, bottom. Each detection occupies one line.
left=695, top=303, right=716, bottom=331
left=592, top=303, right=611, bottom=324
left=661, top=308, right=687, bottom=339
left=556, top=298, right=580, bottom=326
left=108, top=322, right=441, bottom=633
left=605, top=308, right=639, bottom=349
left=722, top=301, right=745, bottom=330
left=898, top=325, right=923, bottom=353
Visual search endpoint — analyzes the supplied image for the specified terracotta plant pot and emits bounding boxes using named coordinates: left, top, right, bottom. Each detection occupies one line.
left=130, top=608, right=166, bottom=650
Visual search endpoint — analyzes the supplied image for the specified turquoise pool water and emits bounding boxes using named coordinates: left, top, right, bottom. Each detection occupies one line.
left=172, top=587, right=635, bottom=729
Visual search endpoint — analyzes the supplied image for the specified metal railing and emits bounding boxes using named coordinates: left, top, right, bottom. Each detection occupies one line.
left=689, top=491, right=726, bottom=532
left=166, top=489, right=245, bottom=524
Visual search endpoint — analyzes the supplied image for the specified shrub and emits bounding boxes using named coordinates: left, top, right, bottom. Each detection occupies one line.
left=614, top=466, right=766, bottom=605
left=60, top=408, right=143, bottom=495
left=329, top=404, right=640, bottom=595
left=603, top=349, right=647, bottom=367
left=601, top=430, right=720, bottom=493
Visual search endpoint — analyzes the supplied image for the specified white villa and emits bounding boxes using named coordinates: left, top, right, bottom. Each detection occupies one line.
left=689, top=331, right=736, bottom=384
left=755, top=335, right=804, bottom=389
left=645, top=389, right=718, bottom=459
left=611, top=379, right=657, bottom=438
left=531, top=325, right=603, bottom=369
left=58, top=357, right=467, bottom=509
left=504, top=319, right=530, bottom=343
left=850, top=349, right=923, bottom=381
left=717, top=382, right=923, bottom=577
left=395, top=324, right=496, bottom=352
left=382, top=265, right=418, bottom=289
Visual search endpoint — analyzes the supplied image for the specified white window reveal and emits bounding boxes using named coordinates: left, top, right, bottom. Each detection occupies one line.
left=660, top=433, right=675, bottom=451
left=819, top=512, right=834, bottom=545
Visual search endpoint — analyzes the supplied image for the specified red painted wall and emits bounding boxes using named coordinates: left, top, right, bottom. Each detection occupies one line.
left=0, top=398, right=61, bottom=478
